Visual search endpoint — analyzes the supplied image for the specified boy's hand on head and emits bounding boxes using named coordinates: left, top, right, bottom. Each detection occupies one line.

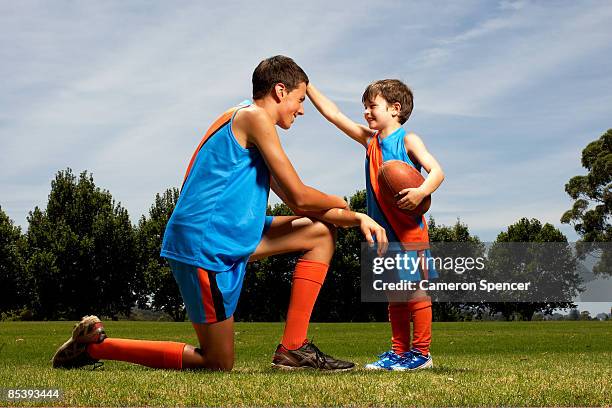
left=305, top=83, right=371, bottom=148
left=306, top=83, right=314, bottom=97
left=395, top=187, right=426, bottom=210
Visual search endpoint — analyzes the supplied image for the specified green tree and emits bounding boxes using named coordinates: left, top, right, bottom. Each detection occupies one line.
left=428, top=217, right=479, bottom=243
left=562, top=129, right=611, bottom=242
left=0, top=206, right=27, bottom=314
left=135, top=188, right=185, bottom=321
left=25, top=169, right=139, bottom=320
left=487, top=218, right=580, bottom=320
left=568, top=308, right=580, bottom=320
left=561, top=129, right=611, bottom=276
left=428, top=217, right=486, bottom=321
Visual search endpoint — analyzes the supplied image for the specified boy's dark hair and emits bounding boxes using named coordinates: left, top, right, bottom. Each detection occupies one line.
left=362, top=79, right=413, bottom=124
left=252, top=55, right=309, bottom=100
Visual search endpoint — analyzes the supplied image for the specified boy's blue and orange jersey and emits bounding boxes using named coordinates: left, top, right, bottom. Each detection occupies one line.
left=161, top=103, right=270, bottom=273
left=365, top=127, right=430, bottom=250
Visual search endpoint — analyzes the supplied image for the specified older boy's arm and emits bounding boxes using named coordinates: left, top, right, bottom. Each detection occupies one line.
left=245, top=110, right=347, bottom=212
left=271, top=177, right=388, bottom=248
left=307, top=84, right=372, bottom=148
left=397, top=133, right=445, bottom=210
left=270, top=176, right=353, bottom=226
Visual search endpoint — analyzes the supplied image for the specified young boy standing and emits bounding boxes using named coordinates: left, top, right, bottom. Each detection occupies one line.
left=307, top=79, right=444, bottom=370
left=52, top=56, right=387, bottom=372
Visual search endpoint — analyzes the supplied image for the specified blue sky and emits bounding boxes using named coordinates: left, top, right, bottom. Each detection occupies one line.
left=1, top=1, right=611, bottom=312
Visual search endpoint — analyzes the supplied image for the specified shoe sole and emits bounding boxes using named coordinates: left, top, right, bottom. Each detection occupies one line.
left=51, top=337, right=77, bottom=368
left=392, top=359, right=434, bottom=371
left=364, top=365, right=390, bottom=370
left=51, top=315, right=105, bottom=368
left=271, top=363, right=356, bottom=372
left=73, top=315, right=105, bottom=343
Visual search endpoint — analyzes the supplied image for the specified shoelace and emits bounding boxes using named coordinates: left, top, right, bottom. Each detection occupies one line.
left=378, top=351, right=400, bottom=360
left=375, top=351, right=401, bottom=366
left=399, top=351, right=422, bottom=364
left=306, top=342, right=328, bottom=368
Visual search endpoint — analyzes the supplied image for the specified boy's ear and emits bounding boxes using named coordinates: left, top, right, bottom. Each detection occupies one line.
left=391, top=102, right=402, bottom=117
left=273, top=83, right=286, bottom=102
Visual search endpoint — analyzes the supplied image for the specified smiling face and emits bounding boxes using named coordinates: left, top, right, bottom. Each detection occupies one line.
left=363, top=94, right=400, bottom=131
left=276, top=82, right=307, bottom=129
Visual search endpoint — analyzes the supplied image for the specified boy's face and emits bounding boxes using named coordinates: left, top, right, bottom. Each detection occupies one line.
left=276, top=82, right=306, bottom=130
left=363, top=94, right=400, bottom=130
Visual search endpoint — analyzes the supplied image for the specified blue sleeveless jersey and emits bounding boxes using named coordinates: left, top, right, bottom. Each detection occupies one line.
left=365, top=127, right=437, bottom=281
left=161, top=106, right=270, bottom=272
left=365, top=127, right=424, bottom=242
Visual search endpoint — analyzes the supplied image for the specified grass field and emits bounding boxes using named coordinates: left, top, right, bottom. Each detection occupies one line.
left=0, top=321, right=611, bottom=406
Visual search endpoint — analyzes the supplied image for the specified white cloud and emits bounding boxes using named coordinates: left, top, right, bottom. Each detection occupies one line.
left=409, top=2, right=612, bottom=116
left=498, top=0, right=528, bottom=11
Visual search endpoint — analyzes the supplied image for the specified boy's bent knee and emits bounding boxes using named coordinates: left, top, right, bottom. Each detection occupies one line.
left=208, top=359, right=234, bottom=371
left=307, top=221, right=336, bottom=261
left=193, top=345, right=234, bottom=371
left=310, top=220, right=337, bottom=242
left=203, top=354, right=234, bottom=371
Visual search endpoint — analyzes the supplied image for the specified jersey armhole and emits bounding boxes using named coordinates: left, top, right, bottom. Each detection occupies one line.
left=365, top=131, right=377, bottom=149
left=404, top=133, right=424, bottom=172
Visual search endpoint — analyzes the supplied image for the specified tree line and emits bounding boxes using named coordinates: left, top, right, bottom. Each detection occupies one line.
left=1, top=130, right=609, bottom=322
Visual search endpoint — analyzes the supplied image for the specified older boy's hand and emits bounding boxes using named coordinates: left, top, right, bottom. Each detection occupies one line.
left=396, top=187, right=426, bottom=210
left=357, top=214, right=388, bottom=256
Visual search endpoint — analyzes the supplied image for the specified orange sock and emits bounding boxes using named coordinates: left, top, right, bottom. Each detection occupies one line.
left=409, top=298, right=432, bottom=355
left=87, top=338, right=185, bottom=369
left=389, top=302, right=411, bottom=354
left=281, top=258, right=328, bottom=349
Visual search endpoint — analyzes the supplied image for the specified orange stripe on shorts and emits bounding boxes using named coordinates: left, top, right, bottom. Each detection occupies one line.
left=197, top=267, right=217, bottom=323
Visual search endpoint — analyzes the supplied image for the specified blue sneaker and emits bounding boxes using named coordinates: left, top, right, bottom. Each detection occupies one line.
left=391, top=349, right=433, bottom=370
left=364, top=350, right=403, bottom=370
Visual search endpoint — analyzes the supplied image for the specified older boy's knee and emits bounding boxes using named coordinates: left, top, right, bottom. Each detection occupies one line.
left=195, top=346, right=234, bottom=371
left=205, top=354, right=234, bottom=371
left=311, top=220, right=336, bottom=247
left=209, top=358, right=234, bottom=371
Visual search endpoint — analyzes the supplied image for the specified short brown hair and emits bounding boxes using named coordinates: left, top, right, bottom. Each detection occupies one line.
left=252, top=55, right=309, bottom=100
left=362, top=79, right=413, bottom=124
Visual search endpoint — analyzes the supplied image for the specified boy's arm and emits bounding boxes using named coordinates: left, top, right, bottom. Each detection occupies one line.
left=397, top=133, right=445, bottom=211
left=242, top=109, right=347, bottom=212
left=307, top=84, right=373, bottom=148
left=271, top=176, right=388, bottom=249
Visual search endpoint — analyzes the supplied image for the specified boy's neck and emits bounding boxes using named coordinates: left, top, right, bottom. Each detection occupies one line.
left=379, top=123, right=402, bottom=139
left=253, top=97, right=279, bottom=124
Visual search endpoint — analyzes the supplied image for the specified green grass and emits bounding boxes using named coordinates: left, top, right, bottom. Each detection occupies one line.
left=1, top=321, right=611, bottom=406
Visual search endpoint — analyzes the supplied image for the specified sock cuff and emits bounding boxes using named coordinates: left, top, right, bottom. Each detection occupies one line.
left=408, top=297, right=432, bottom=312
left=388, top=302, right=412, bottom=311
left=293, top=258, right=329, bottom=284
left=296, top=258, right=329, bottom=268
left=164, top=342, right=186, bottom=370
